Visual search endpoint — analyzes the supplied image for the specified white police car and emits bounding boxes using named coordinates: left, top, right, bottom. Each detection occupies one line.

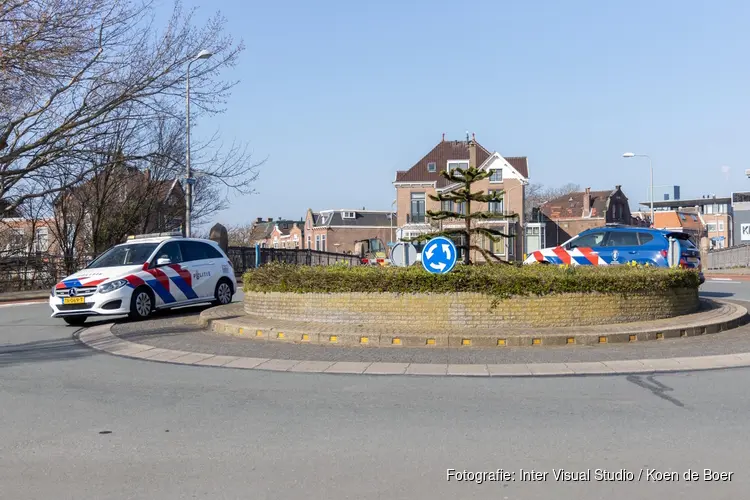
left=50, top=232, right=237, bottom=326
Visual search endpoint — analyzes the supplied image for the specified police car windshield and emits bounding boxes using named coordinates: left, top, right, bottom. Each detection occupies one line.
left=87, top=243, right=159, bottom=268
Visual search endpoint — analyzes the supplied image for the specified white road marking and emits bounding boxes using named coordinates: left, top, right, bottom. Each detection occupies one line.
left=710, top=278, right=733, bottom=281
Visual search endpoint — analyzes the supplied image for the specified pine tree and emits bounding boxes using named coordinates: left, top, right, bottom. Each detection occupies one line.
left=409, top=164, right=518, bottom=265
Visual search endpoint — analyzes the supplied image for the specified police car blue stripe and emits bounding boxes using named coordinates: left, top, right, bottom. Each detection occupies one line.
left=572, top=256, right=591, bottom=266
left=145, top=279, right=176, bottom=304
left=169, top=275, right=198, bottom=300
left=545, top=256, right=563, bottom=265
left=63, top=279, right=82, bottom=288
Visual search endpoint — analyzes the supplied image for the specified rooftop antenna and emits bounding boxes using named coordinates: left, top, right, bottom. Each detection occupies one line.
left=465, top=130, right=470, bottom=142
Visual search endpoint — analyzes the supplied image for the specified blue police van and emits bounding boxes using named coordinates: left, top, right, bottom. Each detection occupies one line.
left=524, top=224, right=705, bottom=284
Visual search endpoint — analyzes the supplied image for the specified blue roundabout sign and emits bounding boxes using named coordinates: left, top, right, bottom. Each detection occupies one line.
left=421, top=236, right=458, bottom=274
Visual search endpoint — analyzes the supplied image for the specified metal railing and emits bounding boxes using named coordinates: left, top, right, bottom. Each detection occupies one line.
left=705, top=245, right=750, bottom=269
left=226, top=246, right=362, bottom=274
left=0, top=253, right=91, bottom=293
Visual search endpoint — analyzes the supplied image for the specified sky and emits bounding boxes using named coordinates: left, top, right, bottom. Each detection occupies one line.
left=167, top=0, right=750, bottom=229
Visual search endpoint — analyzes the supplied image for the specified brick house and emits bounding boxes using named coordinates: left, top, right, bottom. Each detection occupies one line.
left=0, top=217, right=59, bottom=256
left=303, top=208, right=395, bottom=254
left=538, top=185, right=643, bottom=247
left=270, top=221, right=304, bottom=249
left=393, top=135, right=529, bottom=262
left=249, top=217, right=303, bottom=248
left=653, top=211, right=704, bottom=245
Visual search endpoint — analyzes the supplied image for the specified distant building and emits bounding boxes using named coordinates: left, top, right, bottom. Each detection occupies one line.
left=304, top=208, right=395, bottom=254
left=539, top=185, right=641, bottom=247
left=652, top=211, right=704, bottom=245
left=639, top=195, right=731, bottom=249
left=393, top=135, right=529, bottom=262
left=248, top=217, right=303, bottom=248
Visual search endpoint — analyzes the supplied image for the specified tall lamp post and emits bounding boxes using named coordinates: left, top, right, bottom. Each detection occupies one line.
left=185, top=49, right=213, bottom=238
left=623, top=152, right=653, bottom=226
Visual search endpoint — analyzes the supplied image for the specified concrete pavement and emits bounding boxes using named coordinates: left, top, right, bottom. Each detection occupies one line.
left=1, top=285, right=750, bottom=499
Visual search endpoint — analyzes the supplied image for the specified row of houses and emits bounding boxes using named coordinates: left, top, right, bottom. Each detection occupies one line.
left=248, top=135, right=653, bottom=261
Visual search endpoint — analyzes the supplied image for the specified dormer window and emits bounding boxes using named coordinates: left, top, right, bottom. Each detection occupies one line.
left=489, top=168, right=503, bottom=183
left=427, top=162, right=436, bottom=172
left=447, top=161, right=469, bottom=172
left=342, top=211, right=356, bottom=219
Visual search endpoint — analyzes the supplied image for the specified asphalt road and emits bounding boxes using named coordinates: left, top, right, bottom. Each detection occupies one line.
left=1, top=284, right=749, bottom=500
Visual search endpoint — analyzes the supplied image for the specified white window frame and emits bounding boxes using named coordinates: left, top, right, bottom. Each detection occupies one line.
left=447, top=160, right=469, bottom=172
left=342, top=211, right=356, bottom=219
left=706, top=223, right=717, bottom=233
left=315, top=235, right=321, bottom=251
left=427, top=162, right=436, bottom=172
left=321, top=234, right=327, bottom=252
left=489, top=168, right=503, bottom=183
left=719, top=221, right=725, bottom=231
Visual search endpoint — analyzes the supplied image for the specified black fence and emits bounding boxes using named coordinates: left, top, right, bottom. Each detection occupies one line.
left=226, top=246, right=362, bottom=274
left=0, top=248, right=363, bottom=293
left=0, top=254, right=91, bottom=293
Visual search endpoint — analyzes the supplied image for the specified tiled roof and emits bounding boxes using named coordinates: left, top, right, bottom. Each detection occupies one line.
left=314, top=210, right=395, bottom=228
left=395, top=139, right=529, bottom=187
left=653, top=211, right=703, bottom=230
left=541, top=190, right=613, bottom=219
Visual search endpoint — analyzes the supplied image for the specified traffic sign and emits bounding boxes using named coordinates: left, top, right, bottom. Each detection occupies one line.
left=391, top=242, right=418, bottom=267
left=421, top=236, right=457, bottom=274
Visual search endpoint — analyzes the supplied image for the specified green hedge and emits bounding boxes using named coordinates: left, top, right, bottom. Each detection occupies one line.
left=243, top=263, right=700, bottom=299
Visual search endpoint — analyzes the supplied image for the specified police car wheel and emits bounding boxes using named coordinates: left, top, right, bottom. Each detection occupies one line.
left=63, top=316, right=87, bottom=326
left=213, top=279, right=233, bottom=306
left=128, top=287, right=154, bottom=320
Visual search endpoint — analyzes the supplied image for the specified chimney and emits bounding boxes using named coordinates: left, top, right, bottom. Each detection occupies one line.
left=267, top=217, right=273, bottom=222
left=442, top=133, right=445, bottom=142
left=469, top=138, right=477, bottom=169
left=583, top=187, right=591, bottom=217
left=256, top=217, right=262, bottom=223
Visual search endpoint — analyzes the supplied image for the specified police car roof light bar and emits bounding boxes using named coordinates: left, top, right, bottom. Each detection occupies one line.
left=127, top=231, right=184, bottom=240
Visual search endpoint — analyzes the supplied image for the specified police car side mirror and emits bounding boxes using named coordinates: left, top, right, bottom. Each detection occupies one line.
left=156, top=257, right=171, bottom=266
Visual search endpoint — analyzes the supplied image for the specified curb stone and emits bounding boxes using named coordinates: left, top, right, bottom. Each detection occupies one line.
left=200, top=299, right=748, bottom=348
left=77, top=323, right=750, bottom=378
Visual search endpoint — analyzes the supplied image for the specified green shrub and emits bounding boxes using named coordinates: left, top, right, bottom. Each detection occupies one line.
left=243, top=263, right=700, bottom=299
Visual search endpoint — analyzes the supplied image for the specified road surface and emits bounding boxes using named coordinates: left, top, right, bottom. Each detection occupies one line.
left=1, top=284, right=749, bottom=500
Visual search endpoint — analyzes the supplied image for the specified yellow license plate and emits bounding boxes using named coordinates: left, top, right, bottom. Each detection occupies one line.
left=63, top=297, right=85, bottom=305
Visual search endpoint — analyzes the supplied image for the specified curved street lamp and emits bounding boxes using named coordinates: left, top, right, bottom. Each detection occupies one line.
left=623, top=152, right=653, bottom=226
left=185, top=49, right=214, bottom=237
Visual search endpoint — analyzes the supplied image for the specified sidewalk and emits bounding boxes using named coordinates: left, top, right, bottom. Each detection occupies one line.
left=0, top=290, right=49, bottom=303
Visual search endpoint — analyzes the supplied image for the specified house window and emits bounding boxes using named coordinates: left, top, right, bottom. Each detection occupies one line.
left=273, top=238, right=278, bottom=248
left=447, top=161, right=469, bottom=172
left=315, top=235, right=321, bottom=251
left=679, top=213, right=686, bottom=221
left=321, top=235, right=326, bottom=252
left=427, top=162, right=436, bottom=172
left=488, top=191, right=504, bottom=214
left=705, top=205, right=713, bottom=214
left=342, top=211, right=356, bottom=219
left=441, top=200, right=454, bottom=212
left=410, top=192, right=426, bottom=223
left=719, top=221, right=725, bottom=232
left=307, top=236, right=311, bottom=249
left=489, top=169, right=503, bottom=183
left=690, top=215, right=698, bottom=222
left=456, top=202, right=466, bottom=215
left=706, top=223, right=717, bottom=232
left=34, top=228, right=49, bottom=253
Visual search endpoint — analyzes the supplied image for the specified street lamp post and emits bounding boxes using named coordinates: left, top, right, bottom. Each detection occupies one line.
left=185, top=49, right=213, bottom=238
left=623, top=152, right=653, bottom=226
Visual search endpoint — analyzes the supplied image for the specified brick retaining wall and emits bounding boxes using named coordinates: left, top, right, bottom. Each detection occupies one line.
left=244, top=289, right=700, bottom=328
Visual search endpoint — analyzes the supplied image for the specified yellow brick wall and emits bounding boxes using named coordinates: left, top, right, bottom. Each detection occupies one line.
left=244, top=289, right=700, bottom=328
